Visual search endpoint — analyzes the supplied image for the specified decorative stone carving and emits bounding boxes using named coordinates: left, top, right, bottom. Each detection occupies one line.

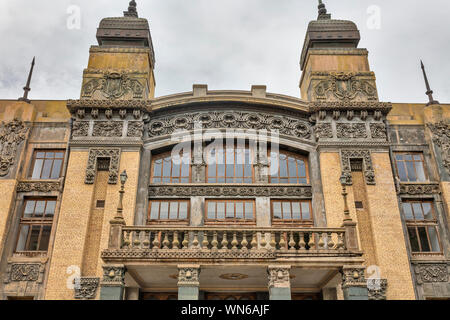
left=101, top=265, right=126, bottom=287
left=314, top=123, right=333, bottom=140
left=67, top=99, right=150, bottom=111
left=415, top=264, right=448, bottom=284
left=310, top=101, right=392, bottom=112
left=148, top=111, right=312, bottom=140
left=127, top=121, right=144, bottom=137
left=341, top=266, right=366, bottom=288
left=85, top=148, right=121, bottom=184
left=340, top=150, right=376, bottom=185
left=370, top=123, right=387, bottom=139
left=367, top=279, right=387, bottom=300
left=92, top=121, right=124, bottom=137
left=72, top=121, right=89, bottom=137
left=398, top=183, right=440, bottom=195
left=8, top=263, right=42, bottom=282
left=148, top=185, right=313, bottom=198
left=81, top=71, right=144, bottom=100
left=74, top=277, right=100, bottom=299
left=178, top=265, right=200, bottom=287
left=267, top=265, right=291, bottom=288
left=314, top=72, right=378, bottom=101
left=428, top=121, right=450, bottom=175
left=0, top=119, right=29, bottom=177
left=336, top=123, right=367, bottom=139
left=17, top=180, right=62, bottom=193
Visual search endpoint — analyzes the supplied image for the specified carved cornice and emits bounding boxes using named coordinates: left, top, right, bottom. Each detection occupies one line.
left=0, top=119, right=29, bottom=177
left=310, top=101, right=392, bottom=113
left=148, top=184, right=313, bottom=198
left=67, top=99, right=150, bottom=112
left=17, top=180, right=62, bottom=193
left=414, top=263, right=449, bottom=284
left=397, top=183, right=441, bottom=196
left=90, top=46, right=153, bottom=54
left=74, top=277, right=100, bottom=300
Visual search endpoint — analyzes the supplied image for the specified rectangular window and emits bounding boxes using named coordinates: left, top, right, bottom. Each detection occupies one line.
left=148, top=200, right=190, bottom=223
left=15, top=198, right=56, bottom=253
left=270, top=151, right=309, bottom=184
left=271, top=200, right=313, bottom=224
left=207, top=146, right=254, bottom=183
left=402, top=200, right=441, bottom=253
left=394, top=153, right=427, bottom=182
left=30, top=150, right=65, bottom=180
left=151, top=152, right=191, bottom=183
left=205, top=200, right=255, bottom=223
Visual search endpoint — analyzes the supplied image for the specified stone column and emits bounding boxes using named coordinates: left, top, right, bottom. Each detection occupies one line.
left=178, top=265, right=201, bottom=300
left=267, top=265, right=291, bottom=300
left=100, top=264, right=126, bottom=300
left=341, top=266, right=368, bottom=300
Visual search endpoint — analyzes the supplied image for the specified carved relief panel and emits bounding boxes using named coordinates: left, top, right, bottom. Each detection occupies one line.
left=0, top=119, right=29, bottom=177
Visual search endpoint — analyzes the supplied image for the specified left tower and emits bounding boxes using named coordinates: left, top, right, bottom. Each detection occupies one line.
left=45, top=1, right=155, bottom=300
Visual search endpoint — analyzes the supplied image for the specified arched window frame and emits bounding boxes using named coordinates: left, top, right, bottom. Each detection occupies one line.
left=269, top=149, right=309, bottom=184
left=150, top=150, right=192, bottom=184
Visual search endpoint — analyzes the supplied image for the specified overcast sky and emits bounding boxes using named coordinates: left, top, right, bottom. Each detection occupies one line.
left=0, top=0, right=449, bottom=103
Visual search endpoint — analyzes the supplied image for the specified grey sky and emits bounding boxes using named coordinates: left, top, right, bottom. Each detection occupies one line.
left=0, top=0, right=449, bottom=103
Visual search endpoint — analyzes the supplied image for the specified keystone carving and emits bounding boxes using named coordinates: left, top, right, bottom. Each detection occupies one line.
left=340, top=150, right=376, bottom=185
left=428, top=121, right=450, bottom=175
left=0, top=119, right=29, bottom=177
left=267, top=265, right=291, bottom=288
left=85, top=148, right=121, bottom=184
left=81, top=71, right=144, bottom=100
left=314, top=72, right=378, bottom=101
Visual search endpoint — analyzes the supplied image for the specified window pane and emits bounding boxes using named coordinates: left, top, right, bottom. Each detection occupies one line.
left=24, top=201, right=36, bottom=218
left=50, top=159, right=62, bottom=179
left=28, top=226, right=41, bottom=251
left=41, top=159, right=53, bottom=179
left=292, top=202, right=301, bottom=220
left=16, top=225, right=30, bottom=251
left=181, top=157, right=190, bottom=179
left=298, top=160, right=306, bottom=178
left=160, top=202, right=169, bottom=220
left=405, top=161, right=416, bottom=181
left=427, top=227, right=441, bottom=252
left=31, top=159, right=44, bottom=179
left=412, top=203, right=424, bottom=220
left=179, top=202, right=188, bottom=220
left=402, top=203, right=414, bottom=220
left=273, top=202, right=282, bottom=219
left=39, top=226, right=52, bottom=251
left=282, top=202, right=292, bottom=220
left=245, top=202, right=253, bottom=219
left=172, top=161, right=181, bottom=179
left=36, top=152, right=45, bottom=158
left=415, top=161, right=426, bottom=181
left=422, top=203, right=433, bottom=220
left=226, top=203, right=234, bottom=218
left=396, top=162, right=407, bottom=181
left=207, top=202, right=216, bottom=219
left=55, top=152, right=64, bottom=159
left=301, top=202, right=311, bottom=220
left=404, top=155, right=413, bottom=161
left=280, top=159, right=288, bottom=177
left=418, top=227, right=430, bottom=252
left=408, top=227, right=420, bottom=252
left=169, top=202, right=178, bottom=219
left=217, top=203, right=225, bottom=219
left=34, top=201, right=46, bottom=217
left=236, top=203, right=244, bottom=219
left=150, top=202, right=160, bottom=220
left=288, top=158, right=297, bottom=178
left=45, top=201, right=56, bottom=217
left=153, top=160, right=162, bottom=178
left=46, top=152, right=55, bottom=159
left=162, top=159, right=171, bottom=177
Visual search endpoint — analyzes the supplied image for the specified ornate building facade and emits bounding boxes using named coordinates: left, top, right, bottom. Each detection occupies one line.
left=0, top=1, right=449, bottom=300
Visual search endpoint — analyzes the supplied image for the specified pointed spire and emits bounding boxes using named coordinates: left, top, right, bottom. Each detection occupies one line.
left=420, top=60, right=439, bottom=106
left=124, top=0, right=138, bottom=18
left=18, top=57, right=35, bottom=104
left=318, top=0, right=331, bottom=20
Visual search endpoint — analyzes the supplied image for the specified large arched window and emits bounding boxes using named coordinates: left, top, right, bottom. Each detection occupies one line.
left=206, top=145, right=253, bottom=183
left=269, top=151, right=308, bottom=184
left=150, top=151, right=191, bottom=183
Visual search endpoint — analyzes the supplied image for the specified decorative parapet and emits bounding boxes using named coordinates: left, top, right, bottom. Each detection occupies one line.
left=0, top=119, right=29, bottom=177
left=85, top=148, right=121, bottom=184
left=148, top=184, right=312, bottom=198
left=267, top=265, right=291, bottom=289
left=414, top=263, right=449, bottom=284
left=397, top=182, right=441, bottom=196
left=74, top=277, right=100, bottom=300
left=16, top=180, right=62, bottom=193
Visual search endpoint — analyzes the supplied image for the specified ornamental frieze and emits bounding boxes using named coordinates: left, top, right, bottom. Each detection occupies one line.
left=397, top=183, right=440, bottom=195
left=336, top=123, right=367, bottom=139
left=74, top=277, right=100, bottom=300
left=72, top=121, right=89, bottom=137
left=314, top=123, right=333, bottom=140
left=340, top=150, right=375, bottom=185
left=81, top=71, right=145, bottom=100
left=370, top=123, right=387, bottom=139
left=309, top=101, right=392, bottom=113
left=148, top=185, right=313, bottom=198
left=0, top=119, right=29, bottom=177
left=17, top=180, right=62, bottom=193
left=92, top=121, right=124, bottom=137
left=67, top=99, right=150, bottom=112
left=85, top=148, right=121, bottom=184
left=127, top=121, right=144, bottom=138
left=148, top=111, right=312, bottom=140
left=415, top=264, right=448, bottom=284
left=5, top=263, right=44, bottom=283
left=313, top=72, right=378, bottom=102
left=428, top=121, right=450, bottom=175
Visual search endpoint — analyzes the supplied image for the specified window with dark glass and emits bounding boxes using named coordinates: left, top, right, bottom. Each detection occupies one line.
left=270, top=151, right=308, bottom=184
left=207, top=145, right=253, bottom=183
left=271, top=200, right=313, bottom=224
left=394, top=153, right=427, bottom=182
left=15, top=198, right=56, bottom=252
left=205, top=200, right=255, bottom=223
left=148, top=200, right=190, bottom=222
left=402, top=201, right=441, bottom=253
left=30, top=150, right=65, bottom=180
left=150, top=151, right=191, bottom=183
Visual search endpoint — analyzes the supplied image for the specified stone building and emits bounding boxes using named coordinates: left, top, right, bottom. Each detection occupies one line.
left=0, top=1, right=449, bottom=300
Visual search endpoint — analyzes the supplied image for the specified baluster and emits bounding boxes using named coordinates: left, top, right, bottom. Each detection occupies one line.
left=289, top=232, right=296, bottom=251
left=270, top=232, right=277, bottom=250
left=298, top=232, right=306, bottom=250
left=309, top=232, right=316, bottom=250
left=278, top=232, right=286, bottom=251
left=202, top=231, right=209, bottom=249
left=143, top=231, right=150, bottom=249
left=192, top=231, right=199, bottom=248
left=211, top=231, right=219, bottom=251
left=231, top=232, right=238, bottom=250
left=133, top=230, right=142, bottom=248
left=182, top=231, right=189, bottom=249
left=241, top=232, right=248, bottom=251
left=327, top=232, right=335, bottom=249
left=250, top=232, right=258, bottom=250
left=162, top=231, right=170, bottom=249
left=337, top=232, right=345, bottom=250
left=123, top=230, right=131, bottom=249
left=221, top=232, right=228, bottom=250
left=260, top=232, right=267, bottom=249
left=152, top=231, right=160, bottom=250
left=172, top=231, right=180, bottom=249
left=318, top=232, right=325, bottom=249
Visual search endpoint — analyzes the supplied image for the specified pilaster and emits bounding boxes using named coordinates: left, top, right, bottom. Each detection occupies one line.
left=177, top=265, right=200, bottom=300
left=267, top=265, right=291, bottom=300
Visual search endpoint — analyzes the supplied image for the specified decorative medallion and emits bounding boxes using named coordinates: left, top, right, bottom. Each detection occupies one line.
left=367, top=279, right=387, bottom=300
left=219, top=273, right=249, bottom=281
